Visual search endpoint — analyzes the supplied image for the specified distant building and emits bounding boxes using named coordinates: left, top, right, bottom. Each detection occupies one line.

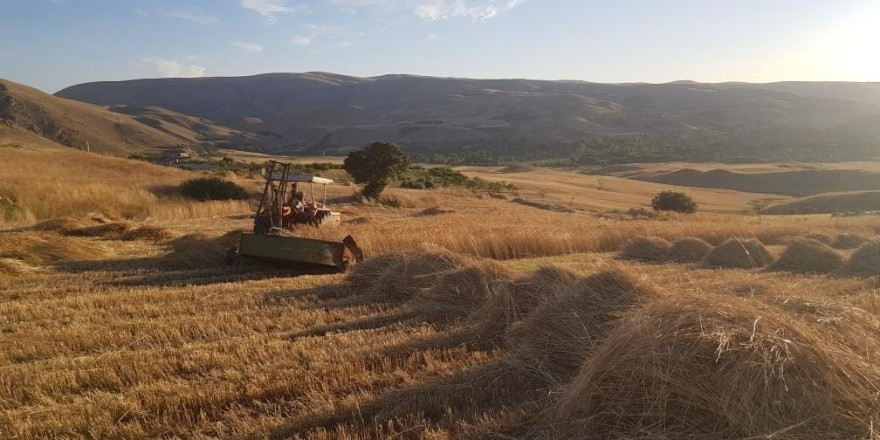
left=162, top=149, right=191, bottom=162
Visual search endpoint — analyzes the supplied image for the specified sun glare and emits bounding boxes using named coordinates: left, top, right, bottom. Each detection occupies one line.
left=827, top=8, right=880, bottom=81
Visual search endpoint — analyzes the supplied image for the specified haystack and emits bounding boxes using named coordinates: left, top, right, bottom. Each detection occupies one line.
left=554, top=293, right=880, bottom=439
left=804, top=233, right=833, bottom=246
left=832, top=233, right=869, bottom=250
left=506, top=269, right=657, bottom=382
left=345, top=246, right=472, bottom=302
left=768, top=238, right=843, bottom=274
left=838, top=241, right=880, bottom=276
left=701, top=238, right=773, bottom=269
left=469, top=266, right=578, bottom=336
left=617, top=236, right=672, bottom=262
left=408, top=260, right=517, bottom=321
left=667, top=237, right=713, bottom=263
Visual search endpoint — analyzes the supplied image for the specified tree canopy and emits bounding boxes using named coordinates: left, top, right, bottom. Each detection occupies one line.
left=343, top=141, right=411, bottom=198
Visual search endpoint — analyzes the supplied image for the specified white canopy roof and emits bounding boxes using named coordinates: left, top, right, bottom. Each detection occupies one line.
left=269, top=172, right=334, bottom=184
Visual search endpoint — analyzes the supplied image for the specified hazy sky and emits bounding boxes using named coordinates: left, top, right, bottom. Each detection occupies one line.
left=1, top=0, right=878, bottom=93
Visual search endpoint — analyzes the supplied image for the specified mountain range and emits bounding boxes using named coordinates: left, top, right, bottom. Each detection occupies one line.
left=4, top=73, right=880, bottom=161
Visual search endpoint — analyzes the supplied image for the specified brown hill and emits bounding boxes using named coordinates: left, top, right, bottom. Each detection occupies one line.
left=0, top=78, right=182, bottom=155
left=763, top=191, right=880, bottom=215
left=594, top=167, right=880, bottom=197
left=55, top=73, right=880, bottom=156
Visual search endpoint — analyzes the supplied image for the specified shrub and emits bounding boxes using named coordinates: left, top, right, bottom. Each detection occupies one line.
left=651, top=191, right=698, bottom=213
left=179, top=177, right=249, bottom=201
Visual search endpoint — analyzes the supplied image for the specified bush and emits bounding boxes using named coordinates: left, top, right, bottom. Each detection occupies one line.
left=651, top=191, right=698, bottom=213
left=179, top=177, right=249, bottom=201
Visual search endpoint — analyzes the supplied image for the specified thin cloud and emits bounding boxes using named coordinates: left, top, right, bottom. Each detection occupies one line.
left=232, top=41, right=264, bottom=52
left=168, top=10, right=219, bottom=24
left=141, top=58, right=206, bottom=78
left=328, top=0, right=525, bottom=21
left=241, top=0, right=304, bottom=20
left=290, top=35, right=313, bottom=46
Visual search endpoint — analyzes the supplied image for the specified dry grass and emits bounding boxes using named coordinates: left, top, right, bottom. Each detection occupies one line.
left=805, top=232, right=834, bottom=245
left=768, top=238, right=844, bottom=274
left=6, top=154, right=880, bottom=439
left=701, top=238, right=774, bottom=269
left=554, top=292, right=880, bottom=439
left=617, top=236, right=672, bottom=262
left=667, top=237, right=714, bottom=263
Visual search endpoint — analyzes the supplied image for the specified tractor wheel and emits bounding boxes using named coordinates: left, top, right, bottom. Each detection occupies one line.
left=254, top=216, right=270, bottom=234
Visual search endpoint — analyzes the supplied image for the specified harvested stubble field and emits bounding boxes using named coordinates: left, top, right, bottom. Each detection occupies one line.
left=4, top=148, right=880, bottom=439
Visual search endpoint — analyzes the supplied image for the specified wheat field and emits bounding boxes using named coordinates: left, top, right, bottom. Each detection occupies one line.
left=3, top=146, right=880, bottom=439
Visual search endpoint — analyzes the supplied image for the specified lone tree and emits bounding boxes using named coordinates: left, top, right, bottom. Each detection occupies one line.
left=651, top=190, right=698, bottom=213
left=344, top=141, right=410, bottom=199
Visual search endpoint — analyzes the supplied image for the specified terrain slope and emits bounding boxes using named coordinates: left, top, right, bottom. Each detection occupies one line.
left=0, top=78, right=188, bottom=155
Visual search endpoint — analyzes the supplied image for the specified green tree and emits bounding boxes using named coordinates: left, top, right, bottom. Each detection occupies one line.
left=651, top=191, right=698, bottom=214
left=344, top=141, right=410, bottom=199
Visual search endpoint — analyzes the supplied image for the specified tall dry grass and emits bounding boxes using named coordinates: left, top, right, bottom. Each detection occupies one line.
left=0, top=146, right=254, bottom=225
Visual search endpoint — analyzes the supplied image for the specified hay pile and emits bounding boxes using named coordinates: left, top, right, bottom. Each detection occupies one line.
left=768, top=238, right=844, bottom=274
left=804, top=233, right=833, bottom=246
left=418, top=206, right=454, bottom=216
left=667, top=237, right=713, bottom=263
left=506, top=270, right=658, bottom=382
left=161, top=232, right=242, bottom=270
left=464, top=266, right=574, bottom=335
left=66, top=222, right=133, bottom=239
left=554, top=293, right=880, bottom=439
left=701, top=238, right=773, bottom=269
left=838, top=241, right=880, bottom=276
left=832, top=233, right=869, bottom=250
left=345, top=246, right=473, bottom=302
left=409, top=260, right=517, bottom=322
left=617, top=236, right=672, bottom=262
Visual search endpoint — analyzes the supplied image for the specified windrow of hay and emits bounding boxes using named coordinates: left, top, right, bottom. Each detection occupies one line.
left=345, top=245, right=473, bottom=302
left=768, top=238, right=844, bottom=274
left=31, top=217, right=96, bottom=234
left=667, top=237, right=713, bottom=263
left=617, top=236, right=672, bottom=262
left=505, top=269, right=659, bottom=383
left=121, top=226, right=178, bottom=242
left=161, top=231, right=242, bottom=270
left=833, top=233, right=869, bottom=250
left=66, top=222, right=134, bottom=239
left=0, top=231, right=115, bottom=265
left=0, top=258, right=41, bottom=277
left=838, top=241, right=880, bottom=276
left=554, top=293, right=880, bottom=439
left=701, top=238, right=774, bottom=269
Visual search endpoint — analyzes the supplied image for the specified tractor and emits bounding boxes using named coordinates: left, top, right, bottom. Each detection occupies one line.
left=234, top=160, right=363, bottom=271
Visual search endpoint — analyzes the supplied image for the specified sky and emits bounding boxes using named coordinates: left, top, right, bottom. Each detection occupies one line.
left=0, top=0, right=878, bottom=93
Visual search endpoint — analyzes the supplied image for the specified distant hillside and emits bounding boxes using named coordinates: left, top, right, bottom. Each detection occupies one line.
left=0, top=78, right=183, bottom=155
left=106, top=105, right=258, bottom=148
left=56, top=73, right=880, bottom=161
left=591, top=167, right=880, bottom=197
left=764, top=191, right=880, bottom=215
